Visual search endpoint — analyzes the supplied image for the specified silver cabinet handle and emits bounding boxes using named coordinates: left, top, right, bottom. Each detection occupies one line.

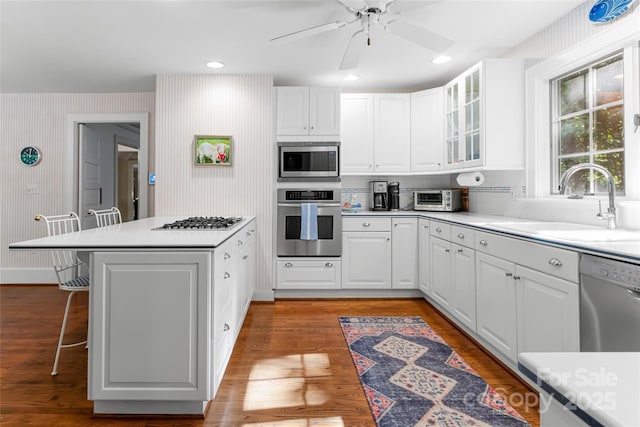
left=246, top=231, right=251, bottom=237
left=224, top=272, right=231, bottom=279
left=394, top=223, right=398, bottom=227
left=284, top=262, right=293, bottom=268
left=362, top=222, right=371, bottom=227
left=423, top=225, right=428, bottom=229
left=479, top=240, right=488, bottom=246
left=224, top=323, right=230, bottom=331
left=238, top=240, right=243, bottom=246
left=224, top=252, right=231, bottom=259
left=242, top=255, right=248, bottom=260
left=514, top=275, right=521, bottom=280
left=386, top=237, right=391, bottom=241
left=436, top=227, right=442, bottom=233
left=548, top=258, right=563, bottom=267
left=445, top=249, right=450, bottom=253
left=325, top=262, right=333, bottom=267
left=505, top=272, right=513, bottom=277
left=457, top=233, right=464, bottom=239
left=457, top=249, right=463, bottom=253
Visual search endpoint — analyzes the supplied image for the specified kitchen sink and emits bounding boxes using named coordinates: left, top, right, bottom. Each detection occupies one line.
left=492, top=221, right=640, bottom=242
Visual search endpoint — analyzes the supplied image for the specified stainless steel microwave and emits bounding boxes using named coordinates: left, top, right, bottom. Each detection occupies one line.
left=414, top=189, right=462, bottom=212
left=278, top=141, right=340, bottom=181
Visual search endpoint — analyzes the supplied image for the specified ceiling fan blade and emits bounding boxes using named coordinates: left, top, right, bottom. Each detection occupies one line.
left=386, top=0, right=442, bottom=14
left=340, top=29, right=366, bottom=70
left=337, top=0, right=368, bottom=14
left=271, top=20, right=348, bottom=43
left=386, top=19, right=454, bottom=53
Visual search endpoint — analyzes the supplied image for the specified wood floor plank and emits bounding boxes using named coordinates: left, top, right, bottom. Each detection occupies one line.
left=0, top=285, right=539, bottom=426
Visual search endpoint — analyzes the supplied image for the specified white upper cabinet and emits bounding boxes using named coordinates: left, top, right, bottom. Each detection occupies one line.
left=411, top=88, right=444, bottom=172
left=341, top=93, right=411, bottom=174
left=444, top=59, right=524, bottom=171
left=277, top=86, right=340, bottom=139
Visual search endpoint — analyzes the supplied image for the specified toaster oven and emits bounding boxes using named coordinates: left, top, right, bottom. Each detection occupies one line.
left=414, top=190, right=462, bottom=212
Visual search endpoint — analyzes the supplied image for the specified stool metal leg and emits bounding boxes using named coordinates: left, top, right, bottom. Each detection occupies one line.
left=51, top=290, right=87, bottom=376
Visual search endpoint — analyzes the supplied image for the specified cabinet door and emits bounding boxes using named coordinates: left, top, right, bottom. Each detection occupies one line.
left=277, top=87, right=309, bottom=135
left=309, top=87, right=340, bottom=136
left=411, top=88, right=444, bottom=172
left=373, top=94, right=411, bottom=173
left=342, top=231, right=391, bottom=289
left=444, top=81, right=460, bottom=167
left=516, top=265, right=579, bottom=353
left=475, top=252, right=518, bottom=362
left=461, top=66, right=481, bottom=164
left=341, top=94, right=374, bottom=173
left=391, top=218, right=418, bottom=289
left=429, top=237, right=452, bottom=309
left=451, top=244, right=476, bottom=331
left=418, top=219, right=430, bottom=295
left=90, top=251, right=210, bottom=400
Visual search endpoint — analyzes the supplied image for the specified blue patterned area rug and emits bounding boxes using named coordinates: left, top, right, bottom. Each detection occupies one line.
left=339, top=316, right=530, bottom=427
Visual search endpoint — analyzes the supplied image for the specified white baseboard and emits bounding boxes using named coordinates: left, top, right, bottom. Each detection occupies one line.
left=252, top=290, right=275, bottom=302
left=0, top=268, right=56, bottom=284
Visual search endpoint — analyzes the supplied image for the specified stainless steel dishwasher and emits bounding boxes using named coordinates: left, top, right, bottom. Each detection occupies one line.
left=580, top=254, right=640, bottom=351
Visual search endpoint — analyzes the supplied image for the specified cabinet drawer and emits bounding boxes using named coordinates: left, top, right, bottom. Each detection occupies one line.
left=430, top=221, right=451, bottom=240
left=343, top=217, right=391, bottom=232
left=277, top=259, right=342, bottom=289
left=475, top=231, right=579, bottom=283
left=451, top=225, right=475, bottom=248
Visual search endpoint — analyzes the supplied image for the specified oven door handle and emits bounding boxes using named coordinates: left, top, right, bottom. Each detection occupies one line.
left=277, top=203, right=342, bottom=208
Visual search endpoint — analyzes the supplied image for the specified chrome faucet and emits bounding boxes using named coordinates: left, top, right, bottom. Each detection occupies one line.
left=558, top=163, right=617, bottom=229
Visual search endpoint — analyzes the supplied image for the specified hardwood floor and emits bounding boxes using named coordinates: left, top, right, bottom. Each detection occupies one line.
left=0, top=285, right=540, bottom=426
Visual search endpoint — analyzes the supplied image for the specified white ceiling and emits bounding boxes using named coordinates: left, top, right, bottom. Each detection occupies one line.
left=0, top=0, right=584, bottom=93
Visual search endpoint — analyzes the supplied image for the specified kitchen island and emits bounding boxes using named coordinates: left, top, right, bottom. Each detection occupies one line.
left=9, top=216, right=257, bottom=415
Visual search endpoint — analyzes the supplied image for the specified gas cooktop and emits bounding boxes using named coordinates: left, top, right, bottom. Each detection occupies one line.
left=156, top=216, right=243, bottom=230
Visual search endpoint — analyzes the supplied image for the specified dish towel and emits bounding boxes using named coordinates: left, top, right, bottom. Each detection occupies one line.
left=300, top=203, right=318, bottom=240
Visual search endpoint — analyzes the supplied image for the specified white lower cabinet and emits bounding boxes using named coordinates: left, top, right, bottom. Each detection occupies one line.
left=475, top=252, right=518, bottom=362
left=342, top=231, right=391, bottom=288
left=430, top=236, right=452, bottom=309
left=276, top=258, right=342, bottom=289
left=391, top=218, right=418, bottom=289
left=516, top=265, right=579, bottom=353
left=451, top=243, right=476, bottom=331
left=418, top=219, right=430, bottom=295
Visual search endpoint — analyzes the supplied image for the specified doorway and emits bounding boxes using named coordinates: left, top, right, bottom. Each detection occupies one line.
left=66, top=113, right=149, bottom=229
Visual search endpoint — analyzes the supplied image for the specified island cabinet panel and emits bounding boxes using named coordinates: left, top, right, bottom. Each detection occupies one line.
left=89, top=252, right=210, bottom=401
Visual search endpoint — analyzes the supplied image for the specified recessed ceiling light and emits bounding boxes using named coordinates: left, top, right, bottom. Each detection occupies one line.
left=432, top=55, right=452, bottom=65
left=344, top=74, right=360, bottom=81
left=206, top=61, right=225, bottom=69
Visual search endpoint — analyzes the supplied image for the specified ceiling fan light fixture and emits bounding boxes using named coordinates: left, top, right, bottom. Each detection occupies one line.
left=205, top=61, right=225, bottom=69
left=432, top=55, right=452, bottom=64
left=344, top=74, right=360, bottom=81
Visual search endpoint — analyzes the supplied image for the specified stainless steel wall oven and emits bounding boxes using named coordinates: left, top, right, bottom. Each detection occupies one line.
left=277, top=189, right=342, bottom=256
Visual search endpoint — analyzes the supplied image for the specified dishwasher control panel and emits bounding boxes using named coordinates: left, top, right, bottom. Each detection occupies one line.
left=582, top=254, right=640, bottom=291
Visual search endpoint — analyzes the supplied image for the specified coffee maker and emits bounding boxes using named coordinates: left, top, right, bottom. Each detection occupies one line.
left=370, top=181, right=389, bottom=211
left=388, top=181, right=400, bottom=211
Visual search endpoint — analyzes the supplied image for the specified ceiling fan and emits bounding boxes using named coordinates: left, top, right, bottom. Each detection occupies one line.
left=270, top=0, right=454, bottom=70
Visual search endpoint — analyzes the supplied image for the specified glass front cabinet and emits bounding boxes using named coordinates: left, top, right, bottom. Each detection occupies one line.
left=444, top=59, right=525, bottom=171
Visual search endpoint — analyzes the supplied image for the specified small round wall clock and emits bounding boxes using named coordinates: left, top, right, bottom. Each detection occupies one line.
left=19, top=146, right=42, bottom=166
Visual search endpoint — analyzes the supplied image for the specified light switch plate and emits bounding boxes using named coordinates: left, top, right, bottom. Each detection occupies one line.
left=25, top=184, right=40, bottom=195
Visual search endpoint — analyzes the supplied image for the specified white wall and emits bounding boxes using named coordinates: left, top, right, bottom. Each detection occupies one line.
left=0, top=93, right=155, bottom=283
left=154, top=74, right=274, bottom=300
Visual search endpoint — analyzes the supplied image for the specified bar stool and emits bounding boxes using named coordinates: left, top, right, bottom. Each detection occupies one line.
left=35, top=212, right=89, bottom=376
left=88, top=207, right=122, bottom=227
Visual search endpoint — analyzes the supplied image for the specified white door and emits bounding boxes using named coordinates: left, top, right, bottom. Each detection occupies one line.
left=429, top=237, right=452, bottom=309
left=475, top=252, right=517, bottom=362
left=373, top=94, right=411, bottom=173
left=276, top=87, right=309, bottom=136
left=340, top=94, right=374, bottom=173
left=342, top=231, right=391, bottom=289
left=418, top=219, right=430, bottom=295
left=309, top=87, right=340, bottom=136
left=451, top=244, right=476, bottom=331
left=411, top=88, right=444, bottom=172
left=391, top=218, right=418, bottom=289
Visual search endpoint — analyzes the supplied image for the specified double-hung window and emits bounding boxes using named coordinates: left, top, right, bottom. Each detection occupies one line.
left=551, top=52, right=625, bottom=195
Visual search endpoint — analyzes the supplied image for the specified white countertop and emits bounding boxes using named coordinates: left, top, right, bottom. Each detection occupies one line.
left=518, top=352, right=640, bottom=427
left=343, top=210, right=640, bottom=263
left=9, top=216, right=256, bottom=251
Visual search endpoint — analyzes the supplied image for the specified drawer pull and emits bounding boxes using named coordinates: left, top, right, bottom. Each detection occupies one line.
left=246, top=231, right=251, bottom=237
left=505, top=272, right=513, bottom=277
left=423, top=225, right=428, bottom=229
left=457, top=233, right=464, bottom=239
left=457, top=249, right=463, bottom=253
left=394, top=223, right=398, bottom=227
left=548, top=258, right=563, bottom=267
left=362, top=222, right=371, bottom=227
left=242, top=255, right=248, bottom=260
left=325, top=262, right=333, bottom=268
left=284, top=262, right=293, bottom=268
left=224, top=252, right=231, bottom=259
left=445, top=249, right=450, bottom=253
left=514, top=275, right=521, bottom=280
left=436, top=227, right=442, bottom=233
left=224, top=323, right=230, bottom=331
left=224, top=272, right=231, bottom=279
left=238, top=240, right=243, bottom=246
left=479, top=239, right=488, bottom=247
